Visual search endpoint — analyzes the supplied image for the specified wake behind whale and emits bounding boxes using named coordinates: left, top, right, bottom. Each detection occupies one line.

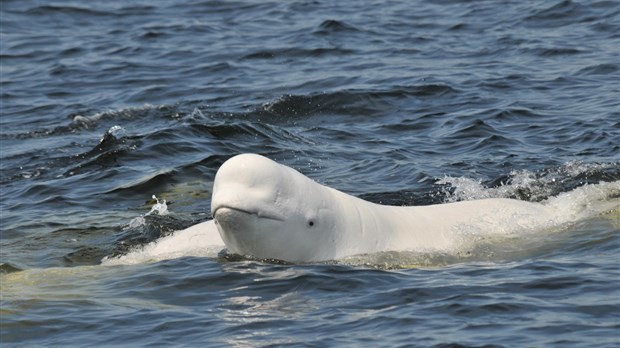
left=104, top=154, right=619, bottom=267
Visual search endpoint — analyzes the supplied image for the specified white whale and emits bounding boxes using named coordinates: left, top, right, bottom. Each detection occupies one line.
left=107, top=154, right=618, bottom=265
left=210, top=154, right=618, bottom=263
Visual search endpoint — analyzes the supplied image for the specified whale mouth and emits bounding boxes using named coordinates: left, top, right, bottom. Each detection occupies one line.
left=212, top=206, right=285, bottom=222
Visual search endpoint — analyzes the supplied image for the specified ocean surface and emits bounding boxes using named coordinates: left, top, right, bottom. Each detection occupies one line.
left=1, top=0, right=620, bottom=346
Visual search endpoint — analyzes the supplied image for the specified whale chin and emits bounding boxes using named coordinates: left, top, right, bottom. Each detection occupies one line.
left=213, top=206, right=286, bottom=258
left=213, top=207, right=262, bottom=235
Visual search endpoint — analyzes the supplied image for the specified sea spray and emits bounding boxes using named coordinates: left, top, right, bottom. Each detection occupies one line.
left=125, top=195, right=168, bottom=230
left=437, top=161, right=620, bottom=203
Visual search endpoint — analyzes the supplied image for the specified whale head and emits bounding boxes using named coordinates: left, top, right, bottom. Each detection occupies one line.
left=211, top=154, right=340, bottom=262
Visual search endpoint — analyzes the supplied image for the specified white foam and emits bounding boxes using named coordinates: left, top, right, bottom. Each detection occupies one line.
left=145, top=195, right=168, bottom=216
left=542, top=180, right=620, bottom=220
left=122, top=195, right=168, bottom=230
left=72, top=104, right=158, bottom=126
left=437, top=161, right=618, bottom=203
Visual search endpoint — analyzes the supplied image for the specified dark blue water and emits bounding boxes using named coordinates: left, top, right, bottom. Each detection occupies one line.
left=1, top=0, right=619, bottom=346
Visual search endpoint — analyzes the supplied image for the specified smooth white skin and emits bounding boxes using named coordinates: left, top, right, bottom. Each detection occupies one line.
left=211, top=154, right=558, bottom=262
left=102, top=220, right=224, bottom=265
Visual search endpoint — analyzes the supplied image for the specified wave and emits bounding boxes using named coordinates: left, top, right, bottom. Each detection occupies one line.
left=242, top=47, right=356, bottom=60
left=524, top=1, right=608, bottom=26
left=24, top=5, right=116, bottom=17
left=3, top=90, right=617, bottom=206
left=3, top=84, right=456, bottom=140
left=248, top=86, right=457, bottom=120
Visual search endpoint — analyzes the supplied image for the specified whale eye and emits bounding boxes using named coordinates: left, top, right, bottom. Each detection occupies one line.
left=308, top=220, right=314, bottom=227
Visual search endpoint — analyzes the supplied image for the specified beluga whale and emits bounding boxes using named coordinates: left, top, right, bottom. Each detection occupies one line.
left=107, top=153, right=617, bottom=265
left=210, top=154, right=600, bottom=263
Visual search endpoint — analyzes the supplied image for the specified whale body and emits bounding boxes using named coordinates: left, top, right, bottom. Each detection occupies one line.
left=211, top=154, right=570, bottom=262
left=107, top=154, right=618, bottom=265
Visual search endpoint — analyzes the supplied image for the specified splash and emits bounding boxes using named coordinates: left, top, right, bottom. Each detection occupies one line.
left=125, top=195, right=168, bottom=230
left=105, top=125, right=126, bottom=139
left=543, top=180, right=620, bottom=220
left=146, top=195, right=168, bottom=216
left=437, top=161, right=619, bottom=203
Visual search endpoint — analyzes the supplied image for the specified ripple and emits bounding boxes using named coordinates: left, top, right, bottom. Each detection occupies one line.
left=576, top=63, right=618, bottom=76
left=314, top=19, right=360, bottom=35
left=242, top=47, right=356, bottom=60
left=2, top=0, right=620, bottom=346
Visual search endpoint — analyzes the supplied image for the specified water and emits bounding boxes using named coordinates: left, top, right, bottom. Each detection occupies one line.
left=1, top=0, right=619, bottom=346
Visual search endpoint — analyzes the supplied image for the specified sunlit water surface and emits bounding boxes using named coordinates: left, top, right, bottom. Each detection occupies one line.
left=2, top=1, right=619, bottom=347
